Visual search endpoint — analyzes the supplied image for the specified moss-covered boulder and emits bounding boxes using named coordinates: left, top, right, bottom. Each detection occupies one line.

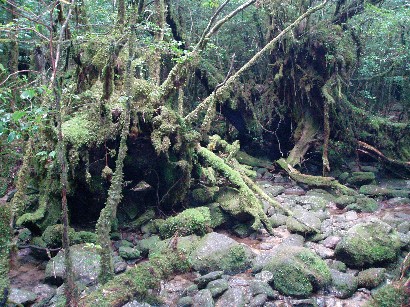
left=189, top=232, right=254, bottom=274
left=359, top=185, right=410, bottom=198
left=80, top=248, right=190, bottom=306
left=286, top=209, right=321, bottom=234
left=158, top=207, right=211, bottom=239
left=215, top=187, right=253, bottom=221
left=335, top=195, right=356, bottom=209
left=136, top=235, right=164, bottom=256
left=346, top=196, right=379, bottom=213
left=257, top=245, right=331, bottom=297
left=208, top=203, right=230, bottom=228
left=335, top=219, right=401, bottom=268
left=329, top=269, right=358, bottom=298
left=346, top=172, right=375, bottom=187
left=119, top=246, right=141, bottom=260
left=365, top=282, right=410, bottom=307
left=45, top=244, right=101, bottom=286
left=357, top=268, right=386, bottom=289
left=8, top=288, right=37, bottom=306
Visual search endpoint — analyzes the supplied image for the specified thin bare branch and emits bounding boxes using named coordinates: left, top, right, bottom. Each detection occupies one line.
left=0, top=70, right=40, bottom=87
left=197, top=0, right=230, bottom=47
left=49, top=1, right=75, bottom=88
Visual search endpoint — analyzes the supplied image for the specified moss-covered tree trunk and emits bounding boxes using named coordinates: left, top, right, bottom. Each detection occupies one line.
left=0, top=204, right=11, bottom=305
left=96, top=3, right=135, bottom=283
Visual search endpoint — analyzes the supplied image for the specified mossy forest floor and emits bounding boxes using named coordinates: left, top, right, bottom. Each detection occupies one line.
left=5, top=160, right=410, bottom=307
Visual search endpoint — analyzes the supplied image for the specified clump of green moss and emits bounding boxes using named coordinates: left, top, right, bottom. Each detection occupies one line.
left=80, top=249, right=190, bottom=306
left=346, top=172, right=376, bottom=187
left=41, top=224, right=97, bottom=248
left=42, top=224, right=76, bottom=248
left=346, top=196, right=379, bottom=213
left=158, top=207, right=211, bottom=239
left=366, top=283, right=409, bottom=307
left=191, top=187, right=218, bottom=205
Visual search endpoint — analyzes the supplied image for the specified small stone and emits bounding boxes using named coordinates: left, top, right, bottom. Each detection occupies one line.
left=327, top=260, right=347, bottom=272
left=284, top=186, right=305, bottom=196
left=215, top=287, right=246, bottom=307
left=281, top=234, right=304, bottom=246
left=259, top=243, right=274, bottom=250
left=397, top=221, right=410, bottom=233
left=193, top=289, right=214, bottom=307
left=195, top=271, right=224, bottom=289
left=249, top=293, right=268, bottom=307
left=206, top=279, right=229, bottom=297
left=254, top=270, right=274, bottom=283
left=32, top=284, right=56, bottom=305
left=122, top=301, right=151, bottom=307
left=345, top=211, right=358, bottom=221
left=269, top=213, right=288, bottom=227
left=184, top=284, right=199, bottom=296
left=9, top=288, right=37, bottom=306
left=322, top=236, right=341, bottom=249
left=249, top=280, right=277, bottom=298
left=386, top=197, right=410, bottom=206
left=265, top=185, right=286, bottom=197
left=305, top=242, right=334, bottom=259
left=177, top=296, right=193, bottom=307
left=335, top=196, right=356, bottom=209
left=114, top=260, right=127, bottom=274
left=286, top=209, right=321, bottom=234
left=291, top=298, right=318, bottom=307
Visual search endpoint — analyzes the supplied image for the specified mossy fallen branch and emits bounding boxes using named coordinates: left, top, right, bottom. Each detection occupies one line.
left=197, top=145, right=273, bottom=234
left=277, top=158, right=356, bottom=195
left=358, top=141, right=410, bottom=179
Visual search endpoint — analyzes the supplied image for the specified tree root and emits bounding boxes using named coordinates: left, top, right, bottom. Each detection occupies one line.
left=277, top=158, right=356, bottom=195
left=286, top=112, right=319, bottom=167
